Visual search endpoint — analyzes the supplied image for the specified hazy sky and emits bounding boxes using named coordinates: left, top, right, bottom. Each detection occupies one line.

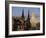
left=12, top=7, right=40, bottom=17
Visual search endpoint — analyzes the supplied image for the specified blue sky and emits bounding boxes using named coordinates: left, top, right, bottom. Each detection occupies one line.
left=12, top=7, right=40, bottom=17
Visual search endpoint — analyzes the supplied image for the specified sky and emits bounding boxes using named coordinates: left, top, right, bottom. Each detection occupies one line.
left=12, top=7, right=40, bottom=17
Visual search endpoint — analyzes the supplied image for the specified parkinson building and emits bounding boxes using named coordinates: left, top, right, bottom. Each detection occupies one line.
left=30, top=12, right=40, bottom=27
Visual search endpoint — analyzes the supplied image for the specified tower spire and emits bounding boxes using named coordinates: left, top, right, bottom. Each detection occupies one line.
left=26, top=9, right=31, bottom=30
left=28, top=9, right=30, bottom=20
left=22, top=9, right=24, bottom=18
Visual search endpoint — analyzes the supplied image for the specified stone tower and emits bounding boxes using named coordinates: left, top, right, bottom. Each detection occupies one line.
left=22, top=9, right=24, bottom=18
left=30, top=12, right=37, bottom=27
left=26, top=9, right=31, bottom=30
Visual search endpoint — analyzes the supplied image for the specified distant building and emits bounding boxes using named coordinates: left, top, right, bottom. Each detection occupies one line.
left=30, top=12, right=40, bottom=30
left=25, top=10, right=31, bottom=30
